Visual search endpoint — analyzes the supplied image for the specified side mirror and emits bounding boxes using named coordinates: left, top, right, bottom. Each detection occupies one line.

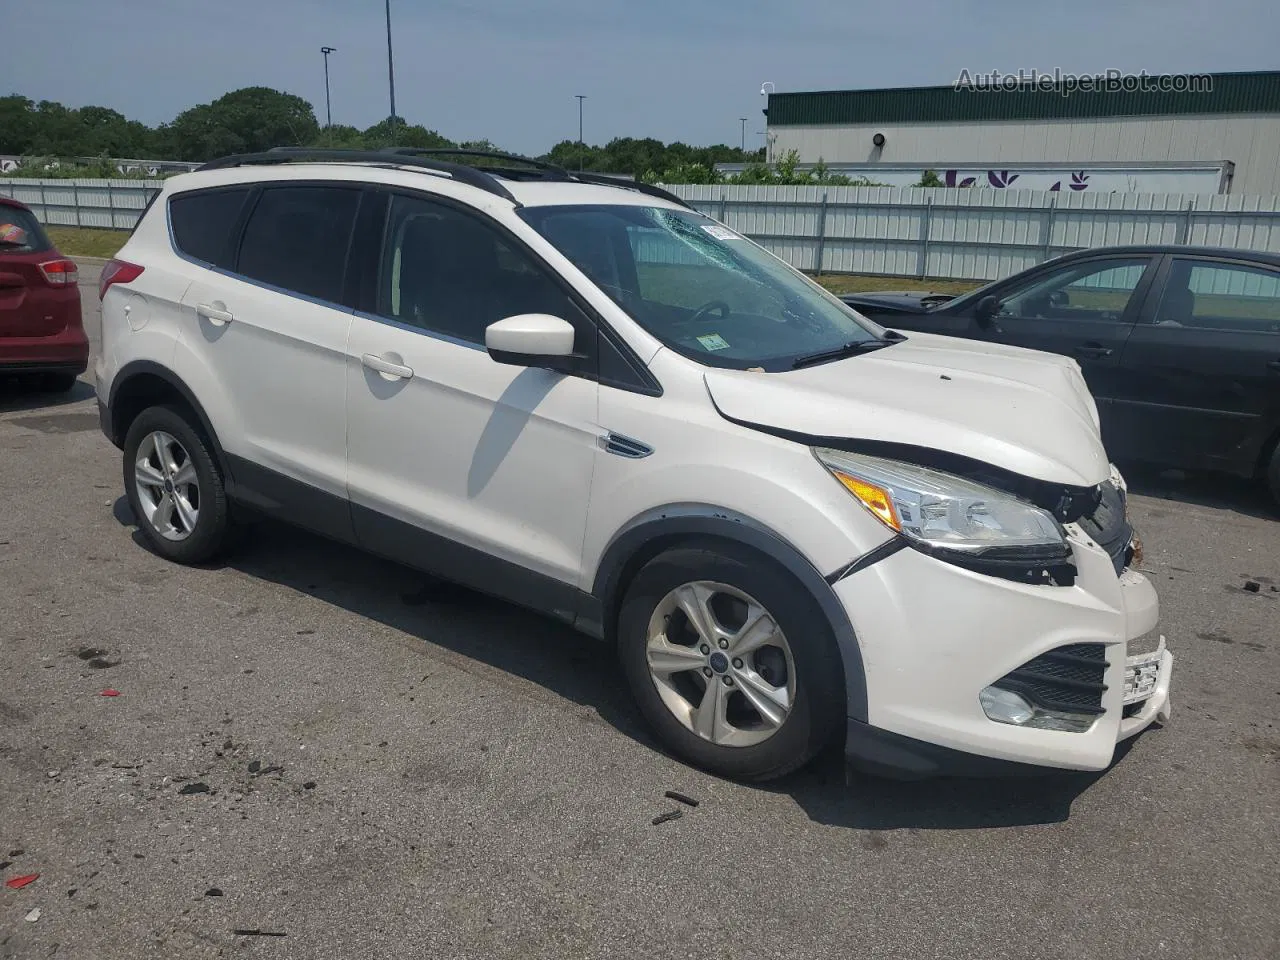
left=974, top=294, right=1002, bottom=327
left=485, top=314, right=581, bottom=372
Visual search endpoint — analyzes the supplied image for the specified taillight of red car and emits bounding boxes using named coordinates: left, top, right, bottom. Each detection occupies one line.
left=38, top=258, right=79, bottom=286
left=99, top=259, right=144, bottom=301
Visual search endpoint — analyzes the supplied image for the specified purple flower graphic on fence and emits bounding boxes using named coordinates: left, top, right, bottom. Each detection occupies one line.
left=987, top=170, right=1020, bottom=188
left=944, top=170, right=977, bottom=188
left=1069, top=171, right=1090, bottom=191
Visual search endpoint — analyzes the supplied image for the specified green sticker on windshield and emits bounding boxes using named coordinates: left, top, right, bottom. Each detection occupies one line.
left=697, top=333, right=731, bottom=352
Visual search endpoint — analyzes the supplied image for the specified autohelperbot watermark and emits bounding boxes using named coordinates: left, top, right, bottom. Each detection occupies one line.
left=954, top=69, right=1213, bottom=97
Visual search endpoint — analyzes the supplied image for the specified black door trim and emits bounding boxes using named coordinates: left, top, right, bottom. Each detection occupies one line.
left=223, top=455, right=602, bottom=634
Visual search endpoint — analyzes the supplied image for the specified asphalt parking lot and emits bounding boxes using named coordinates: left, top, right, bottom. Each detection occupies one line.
left=2, top=262, right=1278, bottom=959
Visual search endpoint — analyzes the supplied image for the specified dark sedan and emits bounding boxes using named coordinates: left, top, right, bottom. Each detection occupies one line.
left=841, top=245, right=1280, bottom=505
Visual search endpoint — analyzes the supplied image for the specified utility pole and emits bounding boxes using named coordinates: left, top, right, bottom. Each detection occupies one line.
left=385, top=0, right=398, bottom=137
left=576, top=95, right=587, bottom=172
left=739, top=117, right=748, bottom=152
left=321, top=47, right=337, bottom=129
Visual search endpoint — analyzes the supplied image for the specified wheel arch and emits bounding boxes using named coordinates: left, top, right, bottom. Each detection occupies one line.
left=590, top=504, right=868, bottom=722
left=1256, top=421, right=1280, bottom=476
left=108, top=360, right=231, bottom=480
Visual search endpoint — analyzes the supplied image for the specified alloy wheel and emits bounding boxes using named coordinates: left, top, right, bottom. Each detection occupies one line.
left=645, top=580, right=797, bottom=748
left=134, top=430, right=201, bottom=542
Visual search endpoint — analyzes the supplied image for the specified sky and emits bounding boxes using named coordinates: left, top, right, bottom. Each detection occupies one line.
left=3, top=0, right=1279, bottom=155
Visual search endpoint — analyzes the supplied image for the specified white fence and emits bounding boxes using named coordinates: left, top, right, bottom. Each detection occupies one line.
left=4, top=176, right=1280, bottom=282
left=663, top=184, right=1280, bottom=281
left=0, top=178, right=164, bottom=231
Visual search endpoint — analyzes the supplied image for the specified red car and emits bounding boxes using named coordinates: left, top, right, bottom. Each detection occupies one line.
left=0, top=196, right=88, bottom=392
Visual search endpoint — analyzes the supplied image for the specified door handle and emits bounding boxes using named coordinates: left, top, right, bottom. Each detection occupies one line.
left=361, top=353, right=414, bottom=381
left=196, top=302, right=234, bottom=326
left=1267, top=359, right=1280, bottom=373
left=1074, top=343, right=1113, bottom=359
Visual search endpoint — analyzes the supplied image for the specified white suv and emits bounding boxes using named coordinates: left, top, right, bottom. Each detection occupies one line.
left=95, top=148, right=1173, bottom=781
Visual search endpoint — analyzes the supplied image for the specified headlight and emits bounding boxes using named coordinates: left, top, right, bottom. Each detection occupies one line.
left=814, top=448, right=1067, bottom=555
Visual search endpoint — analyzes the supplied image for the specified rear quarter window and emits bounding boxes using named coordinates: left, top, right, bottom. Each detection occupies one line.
left=0, top=204, right=52, bottom=254
left=169, top=188, right=252, bottom=268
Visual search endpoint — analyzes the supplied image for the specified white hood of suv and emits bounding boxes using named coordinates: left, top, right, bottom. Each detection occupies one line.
left=704, top=331, right=1110, bottom=488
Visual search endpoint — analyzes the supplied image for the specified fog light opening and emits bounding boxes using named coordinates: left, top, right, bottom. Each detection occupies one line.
left=980, top=686, right=1097, bottom=733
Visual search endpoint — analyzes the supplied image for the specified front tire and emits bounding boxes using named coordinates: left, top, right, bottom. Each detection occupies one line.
left=123, top=405, right=231, bottom=564
left=618, top=543, right=845, bottom=782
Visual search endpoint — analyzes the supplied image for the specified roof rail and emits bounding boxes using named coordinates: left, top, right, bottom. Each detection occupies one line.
left=195, top=147, right=693, bottom=210
left=377, top=147, right=693, bottom=207
left=381, top=147, right=568, bottom=176
left=570, top=172, right=693, bottom=209
left=195, top=147, right=519, bottom=204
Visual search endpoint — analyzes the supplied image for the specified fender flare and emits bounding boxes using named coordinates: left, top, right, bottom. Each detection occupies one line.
left=590, top=504, right=868, bottom=722
left=107, top=359, right=232, bottom=481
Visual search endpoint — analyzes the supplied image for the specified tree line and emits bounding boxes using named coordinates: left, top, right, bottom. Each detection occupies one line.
left=0, top=86, right=881, bottom=185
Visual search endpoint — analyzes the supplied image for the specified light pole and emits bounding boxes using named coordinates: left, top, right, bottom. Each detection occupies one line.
left=739, top=117, right=748, bottom=152
left=321, top=46, right=337, bottom=129
left=575, top=95, right=587, bottom=172
left=385, top=0, right=398, bottom=137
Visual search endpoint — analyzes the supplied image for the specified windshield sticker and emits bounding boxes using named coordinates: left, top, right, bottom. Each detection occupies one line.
left=701, top=225, right=740, bottom=241
left=696, top=333, right=731, bottom=352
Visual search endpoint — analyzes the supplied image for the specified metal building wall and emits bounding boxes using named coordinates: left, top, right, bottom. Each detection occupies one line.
left=770, top=115, right=1280, bottom=194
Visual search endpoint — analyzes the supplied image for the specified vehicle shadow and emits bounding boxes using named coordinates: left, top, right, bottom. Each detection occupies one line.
left=774, top=738, right=1135, bottom=830
left=1118, top=460, right=1276, bottom=522
left=112, top=500, right=656, bottom=747
left=0, top=377, right=94, bottom=412
left=112, top=502, right=1124, bottom=830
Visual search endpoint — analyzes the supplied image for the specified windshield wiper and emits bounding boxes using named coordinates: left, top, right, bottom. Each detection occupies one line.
left=789, top=331, right=905, bottom=370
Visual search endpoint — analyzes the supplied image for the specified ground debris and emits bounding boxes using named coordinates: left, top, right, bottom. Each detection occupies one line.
left=233, top=929, right=287, bottom=937
left=651, top=810, right=683, bottom=826
left=5, top=874, right=39, bottom=889
left=178, top=782, right=211, bottom=795
left=24, top=907, right=41, bottom=923
left=1244, top=581, right=1261, bottom=593
left=664, top=790, right=699, bottom=808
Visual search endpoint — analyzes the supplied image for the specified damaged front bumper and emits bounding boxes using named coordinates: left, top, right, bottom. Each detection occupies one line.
left=835, top=525, right=1173, bottom=779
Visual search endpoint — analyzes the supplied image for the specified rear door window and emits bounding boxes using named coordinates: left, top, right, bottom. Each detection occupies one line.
left=1154, top=259, right=1280, bottom=334
left=169, top=188, right=251, bottom=268
left=0, top=204, right=52, bottom=254
left=235, top=186, right=360, bottom=304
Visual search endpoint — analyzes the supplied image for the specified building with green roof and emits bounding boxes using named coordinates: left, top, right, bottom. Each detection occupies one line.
left=757, top=71, right=1280, bottom=193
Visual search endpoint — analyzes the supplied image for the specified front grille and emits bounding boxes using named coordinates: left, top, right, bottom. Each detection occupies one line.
left=993, top=642, right=1109, bottom=715
left=1079, top=481, right=1132, bottom=576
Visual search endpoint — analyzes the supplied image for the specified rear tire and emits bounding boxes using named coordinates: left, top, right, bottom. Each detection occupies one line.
left=123, top=405, right=232, bottom=564
left=617, top=543, right=845, bottom=782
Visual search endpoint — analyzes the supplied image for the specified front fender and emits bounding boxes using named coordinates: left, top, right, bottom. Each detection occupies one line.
left=591, top=503, right=871, bottom=723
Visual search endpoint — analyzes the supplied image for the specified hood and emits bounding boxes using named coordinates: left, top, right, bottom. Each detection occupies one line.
left=704, top=331, right=1110, bottom=488
left=839, top=291, right=956, bottom=314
